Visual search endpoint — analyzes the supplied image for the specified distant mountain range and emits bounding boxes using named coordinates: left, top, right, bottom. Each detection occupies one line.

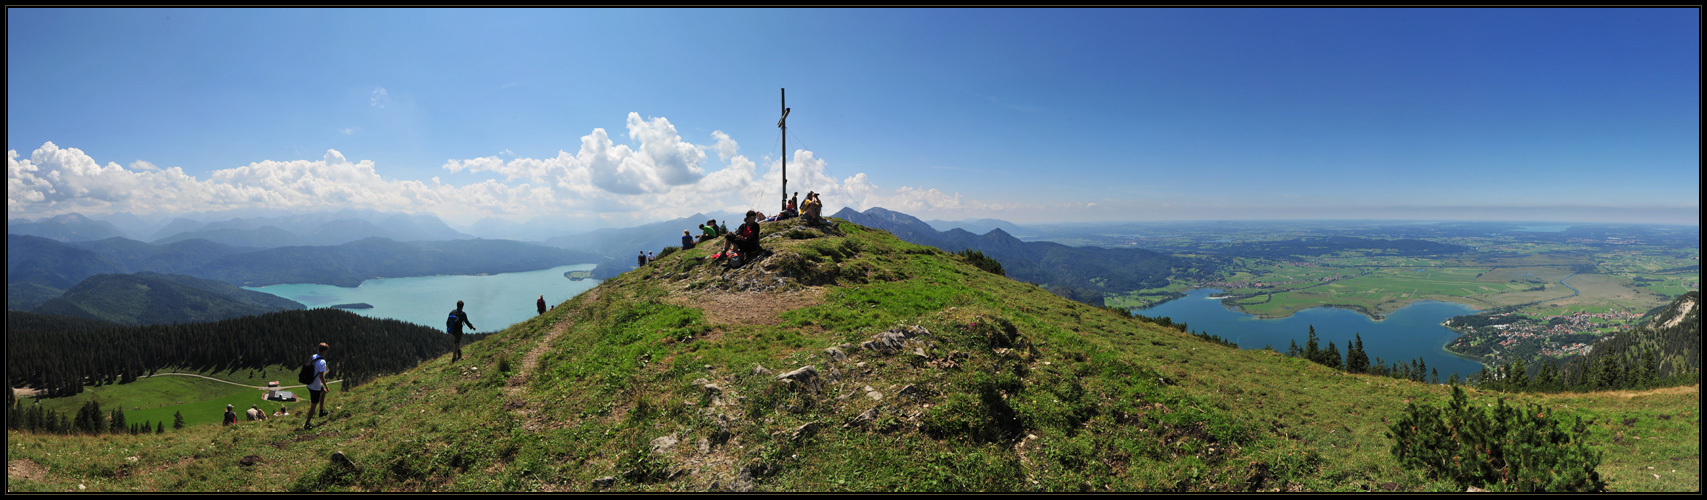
left=831, top=207, right=1204, bottom=305
left=5, top=213, right=128, bottom=242
left=32, top=272, right=306, bottom=326
left=9, top=210, right=474, bottom=247
left=544, top=211, right=744, bottom=257
left=7, top=234, right=604, bottom=310
left=923, top=217, right=1028, bottom=237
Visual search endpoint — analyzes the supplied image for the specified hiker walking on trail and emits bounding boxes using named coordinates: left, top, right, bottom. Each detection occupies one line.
left=448, top=301, right=476, bottom=362
left=304, top=343, right=331, bottom=429
left=537, top=295, right=547, bottom=316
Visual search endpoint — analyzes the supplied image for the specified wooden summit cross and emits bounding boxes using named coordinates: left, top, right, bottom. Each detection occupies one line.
left=779, top=88, right=790, bottom=210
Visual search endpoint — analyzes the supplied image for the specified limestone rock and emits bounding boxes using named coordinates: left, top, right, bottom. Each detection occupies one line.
left=845, top=407, right=879, bottom=428
left=650, top=434, right=679, bottom=454
left=239, top=455, right=262, bottom=467
left=861, top=331, right=908, bottom=355
left=776, top=365, right=820, bottom=391
left=790, top=422, right=820, bottom=442
left=824, top=347, right=848, bottom=362
left=752, top=364, right=772, bottom=376
left=593, top=476, right=616, bottom=489
left=861, top=325, right=934, bottom=356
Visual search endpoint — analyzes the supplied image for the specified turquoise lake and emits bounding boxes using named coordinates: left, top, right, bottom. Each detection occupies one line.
left=246, top=264, right=600, bottom=332
left=1135, top=289, right=1487, bottom=379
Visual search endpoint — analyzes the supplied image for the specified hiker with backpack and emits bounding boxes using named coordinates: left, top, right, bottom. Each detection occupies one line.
left=302, top=342, right=330, bottom=429
left=448, top=300, right=476, bottom=362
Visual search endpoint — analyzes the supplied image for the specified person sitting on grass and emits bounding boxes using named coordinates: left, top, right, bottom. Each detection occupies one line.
left=721, top=210, right=765, bottom=267
left=224, top=404, right=238, bottom=426
left=698, top=220, right=719, bottom=242
left=802, top=191, right=824, bottom=224
left=682, top=230, right=696, bottom=250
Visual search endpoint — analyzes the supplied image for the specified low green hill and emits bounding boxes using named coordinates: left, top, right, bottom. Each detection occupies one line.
left=5, top=218, right=1697, bottom=492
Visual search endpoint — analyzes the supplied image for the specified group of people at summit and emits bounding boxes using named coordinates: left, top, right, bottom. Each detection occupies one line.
left=641, top=190, right=825, bottom=269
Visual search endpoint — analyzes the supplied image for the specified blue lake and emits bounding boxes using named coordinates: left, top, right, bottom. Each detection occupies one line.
left=1515, top=224, right=1572, bottom=232
left=246, top=264, right=600, bottom=332
left=1135, top=289, right=1487, bottom=379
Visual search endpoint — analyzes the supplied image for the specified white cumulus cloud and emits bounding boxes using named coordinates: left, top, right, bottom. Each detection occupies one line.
left=9, top=113, right=997, bottom=226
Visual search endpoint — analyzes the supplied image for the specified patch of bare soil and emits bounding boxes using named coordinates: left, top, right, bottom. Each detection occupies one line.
left=8, top=459, right=48, bottom=482
left=11, top=387, right=40, bottom=398
left=672, top=287, right=827, bottom=326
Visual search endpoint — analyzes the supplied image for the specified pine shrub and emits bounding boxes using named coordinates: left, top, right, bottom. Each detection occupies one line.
left=954, top=249, right=1005, bottom=277
left=1388, top=385, right=1605, bottom=492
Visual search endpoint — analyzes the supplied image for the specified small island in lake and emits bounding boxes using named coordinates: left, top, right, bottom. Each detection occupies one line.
left=329, top=303, right=374, bottom=310
left=564, top=270, right=593, bottom=281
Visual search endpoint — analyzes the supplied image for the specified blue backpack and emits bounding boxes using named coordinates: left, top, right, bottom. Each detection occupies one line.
left=447, top=310, right=461, bottom=334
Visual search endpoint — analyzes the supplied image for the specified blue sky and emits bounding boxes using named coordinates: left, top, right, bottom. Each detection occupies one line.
left=8, top=8, right=1699, bottom=227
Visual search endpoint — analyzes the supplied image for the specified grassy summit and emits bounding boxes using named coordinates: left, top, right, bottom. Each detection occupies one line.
left=6, top=218, right=1697, bottom=492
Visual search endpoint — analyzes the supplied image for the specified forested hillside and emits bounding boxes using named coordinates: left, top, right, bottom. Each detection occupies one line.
left=30, top=272, right=306, bottom=326
left=6, top=308, right=482, bottom=397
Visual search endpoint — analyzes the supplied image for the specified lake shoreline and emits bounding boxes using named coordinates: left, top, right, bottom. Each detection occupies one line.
left=1136, top=288, right=1492, bottom=375
left=245, top=264, right=600, bottom=332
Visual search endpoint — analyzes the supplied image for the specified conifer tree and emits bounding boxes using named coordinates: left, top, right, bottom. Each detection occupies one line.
left=1348, top=333, right=1370, bottom=373
left=174, top=411, right=185, bottom=430
left=1641, top=347, right=1658, bottom=387
left=1305, top=326, right=1321, bottom=364
left=1538, top=360, right=1560, bottom=391
left=1324, top=341, right=1344, bottom=370
left=156, top=421, right=165, bottom=434
left=110, top=409, right=126, bottom=434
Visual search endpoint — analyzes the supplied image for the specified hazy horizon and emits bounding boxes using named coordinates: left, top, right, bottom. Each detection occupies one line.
left=9, top=9, right=1699, bottom=228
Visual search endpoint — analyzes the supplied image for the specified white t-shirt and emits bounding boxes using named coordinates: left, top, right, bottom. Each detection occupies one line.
left=306, top=355, right=329, bottom=391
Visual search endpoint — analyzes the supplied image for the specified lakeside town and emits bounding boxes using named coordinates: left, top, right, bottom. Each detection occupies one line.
left=1445, top=308, right=1646, bottom=365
